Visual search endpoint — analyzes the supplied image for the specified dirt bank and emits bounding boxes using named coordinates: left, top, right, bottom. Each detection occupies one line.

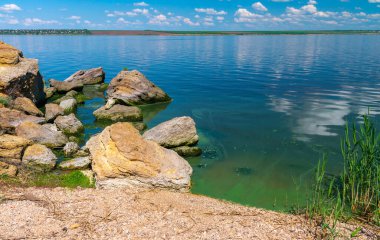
left=0, top=187, right=377, bottom=239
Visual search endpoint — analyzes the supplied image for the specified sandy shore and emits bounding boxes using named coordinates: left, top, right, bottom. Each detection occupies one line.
left=0, top=187, right=378, bottom=239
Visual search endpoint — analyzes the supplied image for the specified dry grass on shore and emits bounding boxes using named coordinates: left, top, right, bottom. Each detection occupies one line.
left=0, top=186, right=378, bottom=239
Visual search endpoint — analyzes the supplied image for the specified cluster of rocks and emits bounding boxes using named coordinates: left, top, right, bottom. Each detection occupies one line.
left=0, top=41, right=202, bottom=192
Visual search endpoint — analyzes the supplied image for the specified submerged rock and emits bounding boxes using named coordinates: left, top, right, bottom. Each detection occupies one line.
left=106, top=70, right=171, bottom=106
left=87, top=122, right=192, bottom=191
left=45, top=103, right=64, bottom=122
left=93, top=104, right=143, bottom=122
left=54, top=114, right=84, bottom=135
left=0, top=108, right=45, bottom=134
left=11, top=97, right=43, bottom=116
left=59, top=98, right=77, bottom=114
left=58, top=156, right=91, bottom=170
left=15, top=121, right=68, bottom=148
left=63, top=142, right=80, bottom=157
left=143, top=116, right=201, bottom=156
left=0, top=134, right=32, bottom=165
left=49, top=67, right=105, bottom=93
left=22, top=144, right=57, bottom=171
left=0, top=42, right=45, bottom=105
left=0, top=161, right=17, bottom=176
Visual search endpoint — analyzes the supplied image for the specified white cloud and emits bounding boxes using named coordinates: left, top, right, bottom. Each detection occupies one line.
left=301, top=4, right=317, bottom=14
left=134, top=2, right=149, bottom=7
left=148, top=14, right=169, bottom=25
left=0, top=4, right=21, bottom=12
left=195, top=8, right=227, bottom=15
left=183, top=18, right=200, bottom=26
left=308, top=0, right=317, bottom=5
left=24, top=18, right=59, bottom=26
left=84, top=20, right=91, bottom=24
left=133, top=8, right=149, bottom=15
left=271, top=0, right=292, bottom=2
left=7, top=18, right=19, bottom=24
left=216, top=16, right=224, bottom=21
left=368, top=0, right=380, bottom=3
left=234, top=8, right=264, bottom=22
left=252, top=2, right=268, bottom=12
left=68, top=16, right=81, bottom=20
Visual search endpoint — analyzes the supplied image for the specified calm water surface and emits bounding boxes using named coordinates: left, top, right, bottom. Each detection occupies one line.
left=2, top=35, right=380, bottom=210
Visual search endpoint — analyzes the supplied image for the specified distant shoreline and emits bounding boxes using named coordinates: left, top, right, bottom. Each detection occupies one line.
left=0, top=29, right=380, bottom=36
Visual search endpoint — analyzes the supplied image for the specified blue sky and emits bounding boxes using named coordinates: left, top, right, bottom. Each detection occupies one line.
left=0, top=0, right=379, bottom=30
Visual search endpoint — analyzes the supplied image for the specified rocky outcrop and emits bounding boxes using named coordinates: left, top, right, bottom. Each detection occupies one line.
left=59, top=98, right=77, bottom=113
left=171, top=146, right=202, bottom=157
left=0, top=108, right=45, bottom=134
left=0, top=134, right=32, bottom=165
left=11, top=97, right=43, bottom=116
left=15, top=121, right=68, bottom=148
left=143, top=117, right=201, bottom=157
left=22, top=144, right=57, bottom=171
left=63, top=142, right=80, bottom=157
left=87, top=122, right=192, bottom=191
left=0, top=41, right=22, bottom=65
left=93, top=104, right=143, bottom=122
left=49, top=67, right=105, bottom=93
left=54, top=114, right=83, bottom=135
left=58, top=156, right=91, bottom=170
left=0, top=42, right=45, bottom=105
left=44, top=87, right=56, bottom=99
left=0, top=161, right=17, bottom=176
left=106, top=70, right=171, bottom=106
left=45, top=103, right=64, bottom=122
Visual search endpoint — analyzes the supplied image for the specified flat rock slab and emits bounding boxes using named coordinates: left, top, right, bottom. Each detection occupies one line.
left=0, top=108, right=45, bottom=133
left=0, top=134, right=32, bottom=165
left=106, top=70, right=171, bottom=105
left=45, top=103, right=64, bottom=122
left=86, top=122, right=192, bottom=191
left=65, top=67, right=105, bottom=85
left=93, top=104, right=143, bottom=122
left=15, top=121, right=68, bottom=148
left=58, top=156, right=91, bottom=170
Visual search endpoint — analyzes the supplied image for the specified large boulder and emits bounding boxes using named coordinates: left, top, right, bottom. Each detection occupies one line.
left=0, top=134, right=32, bottom=165
left=22, top=144, right=57, bottom=171
left=49, top=67, right=105, bottom=93
left=0, top=108, right=45, bottom=134
left=45, top=103, right=64, bottom=122
left=0, top=42, right=45, bottom=105
left=54, top=114, right=83, bottom=135
left=106, top=70, right=171, bottom=106
left=11, top=97, right=43, bottom=116
left=143, top=117, right=201, bottom=156
left=93, top=104, right=143, bottom=122
left=15, top=121, right=68, bottom=148
left=59, top=98, right=77, bottom=114
left=87, top=122, right=192, bottom=191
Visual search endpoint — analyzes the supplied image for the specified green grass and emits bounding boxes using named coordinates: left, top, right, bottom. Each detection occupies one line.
left=307, top=113, right=380, bottom=238
left=0, top=96, right=10, bottom=106
left=31, top=171, right=94, bottom=188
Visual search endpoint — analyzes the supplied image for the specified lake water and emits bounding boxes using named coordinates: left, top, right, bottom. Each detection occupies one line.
left=2, top=35, right=380, bottom=210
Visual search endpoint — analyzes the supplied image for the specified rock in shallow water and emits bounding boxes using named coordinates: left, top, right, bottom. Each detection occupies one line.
left=54, top=114, right=84, bottom=135
left=63, top=142, right=80, bottom=157
left=59, top=98, right=77, bottom=114
left=93, top=104, right=143, bottom=122
left=106, top=70, right=171, bottom=106
left=22, top=144, right=57, bottom=171
left=86, top=122, right=192, bottom=191
left=49, top=67, right=105, bottom=93
left=15, top=121, right=68, bottom=148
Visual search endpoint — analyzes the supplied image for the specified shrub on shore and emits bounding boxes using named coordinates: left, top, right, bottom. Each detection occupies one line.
left=308, top=114, right=380, bottom=237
